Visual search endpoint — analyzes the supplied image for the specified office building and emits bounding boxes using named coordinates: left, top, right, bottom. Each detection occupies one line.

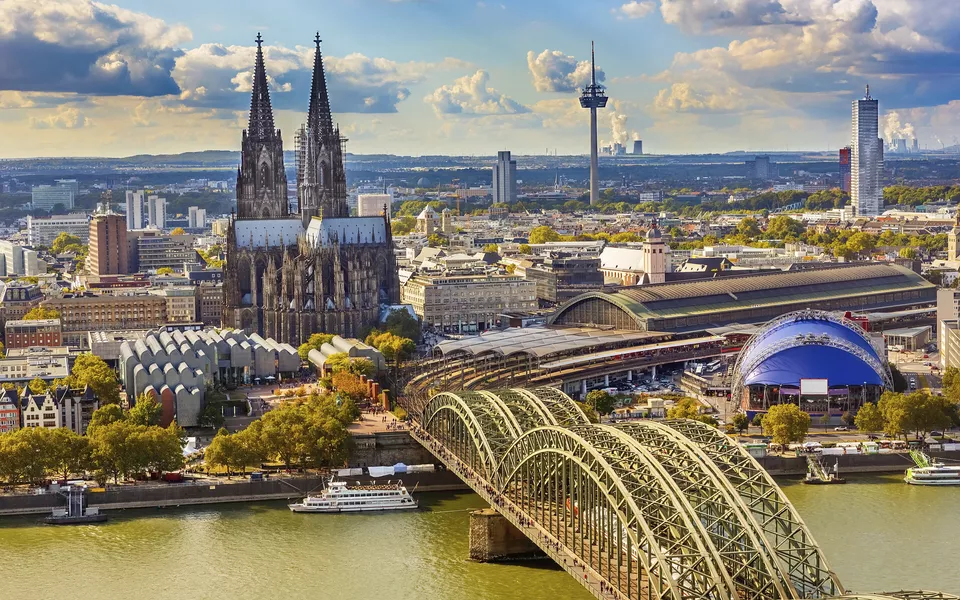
left=0, top=354, right=70, bottom=386
left=197, top=282, right=224, bottom=325
left=839, top=147, right=851, bottom=193
left=746, top=155, right=772, bottom=180
left=211, top=219, right=230, bottom=237
left=187, top=206, right=206, bottom=229
left=851, top=86, right=882, bottom=217
left=26, top=213, right=90, bottom=247
left=31, top=184, right=75, bottom=211
left=126, top=190, right=145, bottom=230
left=55, top=179, right=79, bottom=196
left=4, top=319, right=62, bottom=349
left=0, top=241, right=40, bottom=277
left=89, top=214, right=129, bottom=278
left=401, top=270, right=537, bottom=333
left=357, top=194, right=392, bottom=218
left=133, top=232, right=198, bottom=272
left=632, top=140, right=643, bottom=155
left=636, top=190, right=664, bottom=203
left=492, top=150, right=518, bottom=205
left=43, top=293, right=167, bottom=347
left=147, top=195, right=167, bottom=229
left=524, top=254, right=603, bottom=304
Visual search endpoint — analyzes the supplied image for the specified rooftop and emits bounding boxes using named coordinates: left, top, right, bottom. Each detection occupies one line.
left=434, top=326, right=662, bottom=359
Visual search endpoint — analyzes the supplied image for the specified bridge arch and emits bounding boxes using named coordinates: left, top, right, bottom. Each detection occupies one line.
left=497, top=425, right=738, bottom=600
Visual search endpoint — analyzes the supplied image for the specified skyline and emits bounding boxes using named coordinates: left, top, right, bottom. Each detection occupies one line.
left=1, top=0, right=960, bottom=158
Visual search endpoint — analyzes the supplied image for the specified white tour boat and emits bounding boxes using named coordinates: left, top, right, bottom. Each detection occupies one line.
left=288, top=477, right=418, bottom=513
left=905, top=450, right=960, bottom=486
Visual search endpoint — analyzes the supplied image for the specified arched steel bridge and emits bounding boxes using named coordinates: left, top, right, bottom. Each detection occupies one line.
left=402, top=387, right=953, bottom=600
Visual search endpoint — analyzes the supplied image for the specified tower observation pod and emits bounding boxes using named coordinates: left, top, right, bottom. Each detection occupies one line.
left=579, top=41, right=608, bottom=206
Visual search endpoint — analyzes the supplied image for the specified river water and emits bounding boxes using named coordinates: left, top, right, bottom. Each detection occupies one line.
left=1, top=475, right=957, bottom=599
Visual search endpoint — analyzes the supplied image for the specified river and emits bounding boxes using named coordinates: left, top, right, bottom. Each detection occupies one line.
left=1, top=475, right=957, bottom=599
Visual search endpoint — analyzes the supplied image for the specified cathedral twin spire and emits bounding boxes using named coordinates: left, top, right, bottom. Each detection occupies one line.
left=248, top=33, right=276, bottom=140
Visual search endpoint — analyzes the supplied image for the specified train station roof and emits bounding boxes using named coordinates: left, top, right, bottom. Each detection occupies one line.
left=550, top=263, right=936, bottom=331
left=433, top=326, right=662, bottom=359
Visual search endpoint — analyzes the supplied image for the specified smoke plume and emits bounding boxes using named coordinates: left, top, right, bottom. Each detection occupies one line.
left=883, top=111, right=916, bottom=143
left=609, top=111, right=639, bottom=146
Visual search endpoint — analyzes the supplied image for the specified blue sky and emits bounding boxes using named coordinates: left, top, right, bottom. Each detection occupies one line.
left=1, top=0, right=959, bottom=157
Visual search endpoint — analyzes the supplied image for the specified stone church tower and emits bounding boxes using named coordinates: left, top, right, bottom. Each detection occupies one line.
left=237, top=34, right=288, bottom=220
left=222, top=34, right=400, bottom=345
left=297, top=34, right=349, bottom=225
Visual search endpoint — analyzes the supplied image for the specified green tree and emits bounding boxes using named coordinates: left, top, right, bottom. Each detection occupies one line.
left=482, top=243, right=499, bottom=253
left=518, top=244, right=532, bottom=254
left=297, top=332, right=335, bottom=361
left=22, top=306, right=60, bottom=321
left=426, top=233, right=448, bottom=247
left=736, top=218, right=761, bottom=239
left=818, top=412, right=831, bottom=432
left=765, top=215, right=805, bottom=239
left=732, top=412, right=749, bottom=434
left=128, top=393, right=163, bottom=426
left=88, top=404, right=126, bottom=431
left=585, top=390, right=616, bottom=415
left=71, top=354, right=120, bottom=405
left=528, top=226, right=561, bottom=244
left=384, top=308, right=421, bottom=342
left=610, top=232, right=641, bottom=243
left=841, top=411, right=855, bottom=427
left=27, top=377, right=47, bottom=395
left=751, top=412, right=765, bottom=434
left=205, top=428, right=246, bottom=476
left=170, top=227, right=186, bottom=235
left=763, top=404, right=811, bottom=445
left=47, top=428, right=91, bottom=480
left=575, top=401, right=599, bottom=423
left=51, top=232, right=82, bottom=255
left=846, top=232, right=876, bottom=256
left=898, top=247, right=918, bottom=259
left=0, top=340, right=5, bottom=359
left=390, top=216, right=416, bottom=236
left=854, top=402, right=885, bottom=433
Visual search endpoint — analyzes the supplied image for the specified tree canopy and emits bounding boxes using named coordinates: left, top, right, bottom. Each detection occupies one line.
left=22, top=306, right=60, bottom=321
left=585, top=390, right=616, bottom=415
left=763, top=404, right=810, bottom=445
left=528, top=226, right=561, bottom=245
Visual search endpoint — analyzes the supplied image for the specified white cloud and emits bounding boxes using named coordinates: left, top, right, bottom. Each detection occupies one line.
left=652, top=82, right=744, bottom=113
left=29, top=105, right=89, bottom=129
left=425, top=70, right=529, bottom=116
left=0, top=0, right=190, bottom=96
left=616, top=1, right=656, bottom=20
left=526, top=49, right=603, bottom=93
left=173, top=44, right=466, bottom=114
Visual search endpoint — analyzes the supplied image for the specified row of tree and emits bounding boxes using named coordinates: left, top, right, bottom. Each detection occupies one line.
left=204, top=393, right=358, bottom=473
left=0, top=397, right=182, bottom=485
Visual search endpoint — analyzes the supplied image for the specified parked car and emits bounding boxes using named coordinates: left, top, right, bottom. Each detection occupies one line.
left=867, top=434, right=880, bottom=440
left=834, top=426, right=849, bottom=431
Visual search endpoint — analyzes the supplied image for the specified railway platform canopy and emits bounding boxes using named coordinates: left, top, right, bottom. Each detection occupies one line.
left=433, top=326, right=667, bottom=360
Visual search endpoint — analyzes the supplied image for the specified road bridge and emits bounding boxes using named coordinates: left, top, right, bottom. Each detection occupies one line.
left=401, top=387, right=954, bottom=600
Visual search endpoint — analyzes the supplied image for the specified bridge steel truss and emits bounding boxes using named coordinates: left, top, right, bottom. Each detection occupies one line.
left=414, top=387, right=884, bottom=600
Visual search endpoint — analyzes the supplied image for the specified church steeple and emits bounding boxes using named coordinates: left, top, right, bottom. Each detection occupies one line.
left=236, top=32, right=288, bottom=221
left=308, top=33, right=334, bottom=139
left=248, top=33, right=276, bottom=140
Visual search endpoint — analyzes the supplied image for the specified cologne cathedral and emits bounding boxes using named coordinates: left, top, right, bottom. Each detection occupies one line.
left=222, top=34, right=400, bottom=344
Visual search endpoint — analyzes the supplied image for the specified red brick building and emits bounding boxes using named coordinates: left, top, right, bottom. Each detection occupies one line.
left=3, top=318, right=62, bottom=349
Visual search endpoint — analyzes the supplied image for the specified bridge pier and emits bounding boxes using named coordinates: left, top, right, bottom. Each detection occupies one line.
left=469, top=508, right=543, bottom=562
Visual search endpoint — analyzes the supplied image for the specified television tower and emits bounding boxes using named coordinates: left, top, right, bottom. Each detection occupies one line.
left=579, top=41, right=608, bottom=206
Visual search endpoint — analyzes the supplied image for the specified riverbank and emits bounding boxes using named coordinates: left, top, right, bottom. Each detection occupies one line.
left=0, top=470, right=470, bottom=516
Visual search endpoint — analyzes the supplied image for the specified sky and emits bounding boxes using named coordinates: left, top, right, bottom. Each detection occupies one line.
left=2, top=0, right=960, bottom=158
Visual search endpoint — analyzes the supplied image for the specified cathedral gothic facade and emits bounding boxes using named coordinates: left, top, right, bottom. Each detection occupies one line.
left=223, top=34, right=400, bottom=345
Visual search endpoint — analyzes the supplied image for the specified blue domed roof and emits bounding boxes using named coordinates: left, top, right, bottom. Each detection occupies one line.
left=736, top=312, right=888, bottom=390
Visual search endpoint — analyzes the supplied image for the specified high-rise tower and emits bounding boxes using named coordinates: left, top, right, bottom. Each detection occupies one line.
left=851, top=85, right=881, bottom=217
left=237, top=33, right=289, bottom=220
left=492, top=150, right=517, bottom=205
left=579, top=41, right=607, bottom=206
